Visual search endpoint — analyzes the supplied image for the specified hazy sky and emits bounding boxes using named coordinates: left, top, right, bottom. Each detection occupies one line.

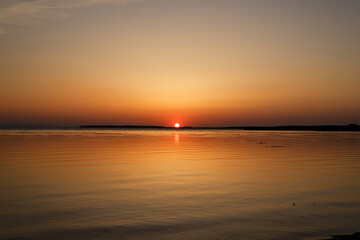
left=1, top=0, right=360, bottom=127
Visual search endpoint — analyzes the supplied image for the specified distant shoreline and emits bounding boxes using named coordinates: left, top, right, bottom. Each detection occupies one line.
left=80, top=124, right=360, bottom=131
left=1, top=124, right=359, bottom=131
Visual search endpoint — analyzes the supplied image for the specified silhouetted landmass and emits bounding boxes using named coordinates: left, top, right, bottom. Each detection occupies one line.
left=239, top=124, right=360, bottom=131
left=80, top=124, right=360, bottom=131
left=323, top=232, right=360, bottom=240
left=80, top=125, right=166, bottom=129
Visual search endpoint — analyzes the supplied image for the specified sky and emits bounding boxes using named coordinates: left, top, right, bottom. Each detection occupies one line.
left=0, top=0, right=360, bottom=127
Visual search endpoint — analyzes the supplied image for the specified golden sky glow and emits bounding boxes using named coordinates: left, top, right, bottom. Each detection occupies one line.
left=0, top=0, right=360, bottom=127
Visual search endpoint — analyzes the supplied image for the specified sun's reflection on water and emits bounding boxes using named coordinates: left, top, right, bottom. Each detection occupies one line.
left=174, top=131, right=180, bottom=145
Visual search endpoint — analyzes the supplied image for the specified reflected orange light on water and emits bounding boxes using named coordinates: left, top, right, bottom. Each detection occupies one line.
left=1, top=130, right=360, bottom=239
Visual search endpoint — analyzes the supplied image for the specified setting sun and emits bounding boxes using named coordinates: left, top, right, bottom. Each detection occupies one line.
left=174, top=123, right=180, bottom=128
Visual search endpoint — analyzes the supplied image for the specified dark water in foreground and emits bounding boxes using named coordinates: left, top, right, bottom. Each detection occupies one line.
left=0, top=130, right=360, bottom=240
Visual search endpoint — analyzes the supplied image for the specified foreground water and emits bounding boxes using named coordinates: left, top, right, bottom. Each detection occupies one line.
left=0, top=130, right=359, bottom=240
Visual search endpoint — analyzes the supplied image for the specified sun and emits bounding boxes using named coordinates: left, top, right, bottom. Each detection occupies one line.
left=174, top=123, right=180, bottom=128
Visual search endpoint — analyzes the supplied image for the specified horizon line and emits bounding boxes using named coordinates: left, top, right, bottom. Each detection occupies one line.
left=1, top=124, right=359, bottom=131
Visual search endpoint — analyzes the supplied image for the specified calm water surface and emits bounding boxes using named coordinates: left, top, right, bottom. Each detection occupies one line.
left=0, top=130, right=360, bottom=240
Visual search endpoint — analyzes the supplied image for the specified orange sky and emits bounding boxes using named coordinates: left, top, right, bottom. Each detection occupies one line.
left=0, top=0, right=360, bottom=127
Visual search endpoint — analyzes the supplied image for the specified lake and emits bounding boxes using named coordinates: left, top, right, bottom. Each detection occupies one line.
left=0, top=130, right=359, bottom=240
